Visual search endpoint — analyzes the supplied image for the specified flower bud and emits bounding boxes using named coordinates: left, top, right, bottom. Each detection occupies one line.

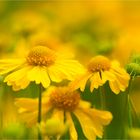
left=126, top=63, right=140, bottom=76
left=130, top=54, right=140, bottom=64
left=44, top=118, right=69, bottom=137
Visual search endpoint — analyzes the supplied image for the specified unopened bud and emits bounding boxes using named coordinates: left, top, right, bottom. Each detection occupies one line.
left=131, top=54, right=140, bottom=64
left=42, top=118, right=69, bottom=137
left=126, top=63, right=140, bottom=76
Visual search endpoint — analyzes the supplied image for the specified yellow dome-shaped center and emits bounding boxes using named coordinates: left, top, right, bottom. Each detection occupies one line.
left=50, top=87, right=80, bottom=111
left=87, top=55, right=111, bottom=72
left=26, top=46, right=56, bottom=66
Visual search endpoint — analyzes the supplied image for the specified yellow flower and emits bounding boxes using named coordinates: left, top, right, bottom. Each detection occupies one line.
left=71, top=55, right=130, bottom=94
left=15, top=86, right=113, bottom=140
left=0, top=46, right=84, bottom=91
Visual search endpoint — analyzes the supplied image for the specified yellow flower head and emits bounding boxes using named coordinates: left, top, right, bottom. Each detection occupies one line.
left=15, top=86, right=113, bottom=140
left=71, top=55, right=130, bottom=94
left=0, top=46, right=84, bottom=91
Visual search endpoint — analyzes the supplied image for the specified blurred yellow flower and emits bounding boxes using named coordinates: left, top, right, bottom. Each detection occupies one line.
left=15, top=86, right=113, bottom=140
left=71, top=55, right=130, bottom=94
left=0, top=46, right=84, bottom=91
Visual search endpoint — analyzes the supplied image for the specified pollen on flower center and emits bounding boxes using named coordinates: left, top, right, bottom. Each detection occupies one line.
left=50, top=87, right=80, bottom=111
left=87, top=55, right=111, bottom=72
left=26, top=46, right=56, bottom=66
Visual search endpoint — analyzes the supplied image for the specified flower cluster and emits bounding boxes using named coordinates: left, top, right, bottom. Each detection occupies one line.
left=0, top=43, right=130, bottom=139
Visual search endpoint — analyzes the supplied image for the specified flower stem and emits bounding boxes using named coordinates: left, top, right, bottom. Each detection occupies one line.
left=123, top=77, right=133, bottom=138
left=38, top=84, right=43, bottom=140
left=127, top=77, right=133, bottom=128
left=99, top=86, right=106, bottom=110
left=128, top=95, right=133, bottom=128
left=38, top=84, right=42, bottom=123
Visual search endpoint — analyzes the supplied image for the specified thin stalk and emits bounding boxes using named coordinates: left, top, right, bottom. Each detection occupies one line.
left=38, top=84, right=42, bottom=123
left=38, top=84, right=43, bottom=140
left=128, top=95, right=133, bottom=128
left=127, top=77, right=133, bottom=128
left=129, top=95, right=140, bottom=127
left=122, top=77, right=133, bottom=138
left=99, top=86, right=106, bottom=110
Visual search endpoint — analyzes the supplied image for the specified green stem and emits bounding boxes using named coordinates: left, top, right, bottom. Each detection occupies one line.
left=127, top=77, right=133, bottom=128
left=123, top=77, right=133, bottom=138
left=38, top=84, right=43, bottom=140
left=38, top=84, right=42, bottom=123
left=128, top=95, right=133, bottom=128
left=129, top=96, right=140, bottom=127
left=99, top=86, right=106, bottom=110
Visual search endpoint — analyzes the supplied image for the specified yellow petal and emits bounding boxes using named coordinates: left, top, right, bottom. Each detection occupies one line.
left=43, top=86, right=56, bottom=97
left=66, top=112, right=78, bottom=140
left=51, top=109, right=64, bottom=121
left=111, top=61, right=129, bottom=76
left=48, top=65, right=67, bottom=82
left=102, top=71, right=116, bottom=82
left=12, top=84, right=22, bottom=91
left=109, top=81, right=120, bottom=94
left=15, top=98, right=38, bottom=111
left=90, top=72, right=103, bottom=92
left=19, top=110, right=38, bottom=126
left=54, top=59, right=85, bottom=81
left=109, top=68, right=130, bottom=94
left=28, top=66, right=50, bottom=88
left=15, top=97, right=51, bottom=126
left=4, top=66, right=31, bottom=91
left=85, top=108, right=113, bottom=126
left=70, top=72, right=91, bottom=92
left=78, top=100, right=91, bottom=109
left=40, top=67, right=50, bottom=88
left=82, top=108, right=113, bottom=138
left=117, top=76, right=129, bottom=89
left=0, top=59, right=25, bottom=75
left=74, top=109, right=96, bottom=140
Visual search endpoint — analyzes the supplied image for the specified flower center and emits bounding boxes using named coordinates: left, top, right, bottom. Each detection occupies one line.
left=87, top=55, right=111, bottom=72
left=50, top=87, right=80, bottom=111
left=26, top=46, right=56, bottom=66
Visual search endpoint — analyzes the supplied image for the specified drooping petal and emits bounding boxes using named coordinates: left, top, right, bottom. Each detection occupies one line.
left=117, top=75, right=129, bottom=89
left=81, top=108, right=113, bottom=138
left=102, top=70, right=116, bottom=82
left=66, top=112, right=78, bottom=140
left=109, top=81, right=120, bottom=94
left=109, top=69, right=130, bottom=94
left=74, top=109, right=96, bottom=140
left=111, top=61, right=129, bottom=76
left=90, top=72, right=103, bottom=92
